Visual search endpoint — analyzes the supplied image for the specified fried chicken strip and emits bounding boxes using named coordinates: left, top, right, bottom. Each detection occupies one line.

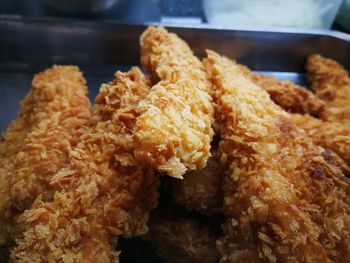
left=0, top=66, right=91, bottom=249
left=291, top=114, right=350, bottom=170
left=168, top=150, right=223, bottom=215
left=307, top=54, right=350, bottom=124
left=12, top=68, right=159, bottom=262
left=169, top=116, right=350, bottom=218
left=146, top=207, right=220, bottom=263
left=134, top=26, right=214, bottom=178
left=204, top=50, right=350, bottom=262
left=167, top=61, right=324, bottom=215
left=166, top=56, right=349, bottom=221
left=0, top=67, right=88, bottom=159
left=235, top=63, right=324, bottom=115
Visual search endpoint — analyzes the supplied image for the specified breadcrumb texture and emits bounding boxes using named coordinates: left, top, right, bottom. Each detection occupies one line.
left=307, top=54, right=350, bottom=124
left=146, top=209, right=220, bottom=263
left=235, top=63, right=325, bottom=115
left=204, top=50, right=350, bottom=263
left=134, top=26, right=214, bottom=178
left=0, top=66, right=91, bottom=248
left=168, top=150, right=223, bottom=215
left=291, top=114, right=350, bottom=173
left=11, top=68, right=159, bottom=263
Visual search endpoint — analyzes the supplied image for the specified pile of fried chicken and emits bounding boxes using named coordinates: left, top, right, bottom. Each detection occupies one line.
left=0, top=26, right=349, bottom=263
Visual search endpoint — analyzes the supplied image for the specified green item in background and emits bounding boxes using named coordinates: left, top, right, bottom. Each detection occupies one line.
left=336, top=0, right=350, bottom=31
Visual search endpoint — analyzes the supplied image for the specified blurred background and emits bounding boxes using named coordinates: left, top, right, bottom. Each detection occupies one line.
left=0, top=0, right=349, bottom=32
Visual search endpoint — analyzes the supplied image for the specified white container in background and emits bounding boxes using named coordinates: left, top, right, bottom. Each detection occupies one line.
left=203, top=0, right=343, bottom=29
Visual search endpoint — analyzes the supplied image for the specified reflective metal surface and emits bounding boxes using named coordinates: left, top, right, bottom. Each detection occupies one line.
left=0, top=17, right=349, bottom=131
left=42, top=0, right=122, bottom=15
left=0, top=0, right=161, bottom=22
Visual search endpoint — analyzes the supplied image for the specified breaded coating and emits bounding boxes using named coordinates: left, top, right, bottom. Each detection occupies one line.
left=0, top=67, right=85, bottom=159
left=0, top=66, right=91, bottom=248
left=291, top=114, right=350, bottom=173
left=146, top=208, right=220, bottom=263
left=234, top=63, right=325, bottom=115
left=168, top=150, right=223, bottom=215
left=11, top=68, right=160, bottom=262
left=204, top=50, right=350, bottom=263
left=169, top=117, right=350, bottom=217
left=307, top=54, right=350, bottom=124
left=134, top=26, right=214, bottom=178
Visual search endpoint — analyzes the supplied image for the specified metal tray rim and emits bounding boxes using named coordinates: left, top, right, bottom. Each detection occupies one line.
left=1, top=15, right=350, bottom=42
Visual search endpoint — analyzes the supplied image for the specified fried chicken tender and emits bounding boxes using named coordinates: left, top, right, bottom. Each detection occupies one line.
left=204, top=50, right=350, bottom=263
left=0, top=66, right=91, bottom=249
left=307, top=54, right=350, bottom=124
left=11, top=68, right=159, bottom=262
left=146, top=207, right=220, bottom=263
left=291, top=114, right=350, bottom=173
left=168, top=150, right=223, bottom=215
left=0, top=65, right=90, bottom=162
left=167, top=62, right=324, bottom=216
left=169, top=117, right=350, bottom=218
left=134, top=26, right=214, bottom=178
left=233, top=63, right=325, bottom=115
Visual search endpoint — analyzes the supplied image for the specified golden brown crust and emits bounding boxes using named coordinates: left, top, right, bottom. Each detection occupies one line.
left=306, top=54, right=350, bottom=124
left=11, top=68, right=160, bottom=263
left=134, top=26, right=214, bottom=178
left=235, top=63, right=325, bottom=115
left=146, top=209, right=220, bottom=263
left=168, top=151, right=223, bottom=215
left=204, top=50, right=350, bottom=263
left=0, top=66, right=91, bottom=248
left=291, top=113, right=350, bottom=173
left=0, top=66, right=89, bottom=159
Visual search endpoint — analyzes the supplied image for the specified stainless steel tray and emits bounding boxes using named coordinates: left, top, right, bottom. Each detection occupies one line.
left=1, top=17, right=350, bottom=132
left=0, top=16, right=350, bottom=262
